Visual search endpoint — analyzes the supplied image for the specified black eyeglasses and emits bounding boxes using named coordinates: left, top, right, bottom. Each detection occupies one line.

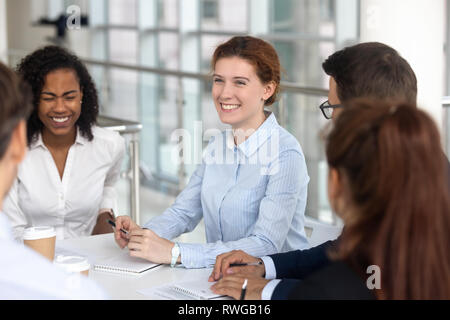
left=319, top=100, right=343, bottom=120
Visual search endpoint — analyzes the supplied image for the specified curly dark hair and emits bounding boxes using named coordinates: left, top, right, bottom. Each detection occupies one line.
left=16, top=45, right=98, bottom=144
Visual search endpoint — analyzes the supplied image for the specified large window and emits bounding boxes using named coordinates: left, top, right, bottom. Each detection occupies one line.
left=15, top=0, right=359, bottom=225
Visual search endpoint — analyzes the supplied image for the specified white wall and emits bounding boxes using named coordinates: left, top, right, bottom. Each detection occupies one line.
left=6, top=0, right=91, bottom=63
left=0, top=0, right=7, bottom=62
left=7, top=0, right=54, bottom=55
left=360, top=0, right=446, bottom=133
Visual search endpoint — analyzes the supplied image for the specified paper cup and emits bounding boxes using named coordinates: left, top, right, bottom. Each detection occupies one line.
left=23, top=226, right=56, bottom=261
left=54, top=255, right=90, bottom=276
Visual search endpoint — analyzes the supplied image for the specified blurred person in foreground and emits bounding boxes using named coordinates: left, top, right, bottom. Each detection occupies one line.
left=0, top=62, right=106, bottom=299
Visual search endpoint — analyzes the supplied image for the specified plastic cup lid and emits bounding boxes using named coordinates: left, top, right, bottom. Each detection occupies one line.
left=23, top=226, right=56, bottom=240
left=54, top=255, right=90, bottom=273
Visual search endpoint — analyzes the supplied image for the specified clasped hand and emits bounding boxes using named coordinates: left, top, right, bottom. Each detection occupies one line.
left=208, top=250, right=269, bottom=300
left=113, top=216, right=174, bottom=264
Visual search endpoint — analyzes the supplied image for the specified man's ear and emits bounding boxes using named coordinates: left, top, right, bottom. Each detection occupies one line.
left=327, top=167, right=344, bottom=214
left=328, top=168, right=341, bottom=196
left=9, top=120, right=27, bottom=164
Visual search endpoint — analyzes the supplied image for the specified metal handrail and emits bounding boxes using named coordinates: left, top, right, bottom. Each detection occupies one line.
left=81, top=57, right=329, bottom=96
left=97, top=115, right=142, bottom=224
left=442, top=96, right=450, bottom=106
left=9, top=51, right=450, bottom=102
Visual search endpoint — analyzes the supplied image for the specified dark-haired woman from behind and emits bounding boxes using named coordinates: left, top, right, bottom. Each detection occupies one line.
left=4, top=46, right=125, bottom=240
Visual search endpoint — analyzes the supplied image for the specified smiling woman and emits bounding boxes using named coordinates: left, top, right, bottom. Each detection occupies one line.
left=38, top=68, right=82, bottom=178
left=112, top=36, right=310, bottom=269
left=212, top=56, right=275, bottom=135
left=39, top=69, right=82, bottom=140
left=3, top=46, right=125, bottom=240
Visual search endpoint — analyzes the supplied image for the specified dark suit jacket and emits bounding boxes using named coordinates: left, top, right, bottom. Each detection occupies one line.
left=270, top=240, right=335, bottom=299
left=285, top=261, right=375, bottom=300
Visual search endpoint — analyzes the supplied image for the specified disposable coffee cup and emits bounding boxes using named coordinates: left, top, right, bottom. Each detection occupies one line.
left=54, top=255, right=90, bottom=276
left=23, top=226, right=56, bottom=261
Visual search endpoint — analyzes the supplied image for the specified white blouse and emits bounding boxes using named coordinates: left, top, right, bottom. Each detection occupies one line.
left=3, top=126, right=125, bottom=240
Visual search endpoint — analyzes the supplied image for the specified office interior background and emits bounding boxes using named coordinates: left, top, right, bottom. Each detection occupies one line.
left=0, top=0, right=449, bottom=243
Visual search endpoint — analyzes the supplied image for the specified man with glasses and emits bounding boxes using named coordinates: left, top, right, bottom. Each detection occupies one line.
left=319, top=41, right=417, bottom=121
left=319, top=100, right=343, bottom=120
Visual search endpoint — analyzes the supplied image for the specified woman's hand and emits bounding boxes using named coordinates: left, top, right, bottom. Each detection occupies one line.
left=127, top=228, right=175, bottom=264
left=209, top=250, right=265, bottom=282
left=113, top=215, right=140, bottom=249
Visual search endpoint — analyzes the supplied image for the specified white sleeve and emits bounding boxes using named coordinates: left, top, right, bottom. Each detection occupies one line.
left=261, top=280, right=281, bottom=300
left=3, top=178, right=28, bottom=241
left=99, top=133, right=126, bottom=214
left=260, top=256, right=277, bottom=279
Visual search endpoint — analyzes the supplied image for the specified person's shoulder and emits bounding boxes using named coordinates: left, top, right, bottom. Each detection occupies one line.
left=91, top=126, right=125, bottom=150
left=91, top=126, right=123, bottom=142
left=287, top=260, right=375, bottom=300
left=271, top=124, right=303, bottom=156
left=0, top=240, right=108, bottom=299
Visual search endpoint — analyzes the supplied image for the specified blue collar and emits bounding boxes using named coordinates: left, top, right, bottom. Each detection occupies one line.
left=226, top=113, right=279, bottom=158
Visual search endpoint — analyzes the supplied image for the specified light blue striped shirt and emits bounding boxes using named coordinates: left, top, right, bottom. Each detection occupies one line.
left=144, top=113, right=310, bottom=268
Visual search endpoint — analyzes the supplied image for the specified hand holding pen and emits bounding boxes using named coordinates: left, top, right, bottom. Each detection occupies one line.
left=107, top=219, right=129, bottom=235
left=210, top=275, right=270, bottom=300
left=112, top=215, right=140, bottom=249
left=209, top=250, right=265, bottom=282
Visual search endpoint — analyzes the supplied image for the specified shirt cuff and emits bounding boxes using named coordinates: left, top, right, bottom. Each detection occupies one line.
left=177, top=243, right=212, bottom=269
left=261, top=256, right=277, bottom=279
left=261, top=279, right=281, bottom=300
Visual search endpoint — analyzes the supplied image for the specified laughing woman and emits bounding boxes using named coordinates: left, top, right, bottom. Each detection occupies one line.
left=113, top=36, right=310, bottom=268
left=3, top=46, right=125, bottom=240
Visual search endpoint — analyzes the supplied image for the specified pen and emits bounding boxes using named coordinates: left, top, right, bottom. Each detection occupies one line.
left=107, top=219, right=129, bottom=235
left=230, top=261, right=263, bottom=267
left=207, top=261, right=263, bottom=268
left=240, top=279, right=248, bottom=300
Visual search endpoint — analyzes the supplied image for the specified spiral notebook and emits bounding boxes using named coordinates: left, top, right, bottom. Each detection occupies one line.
left=139, top=279, right=225, bottom=300
left=94, top=251, right=161, bottom=275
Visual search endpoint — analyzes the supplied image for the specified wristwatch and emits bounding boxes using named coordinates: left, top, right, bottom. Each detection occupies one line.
left=170, top=242, right=180, bottom=267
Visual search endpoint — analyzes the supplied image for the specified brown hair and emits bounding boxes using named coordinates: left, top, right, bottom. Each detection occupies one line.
left=322, top=42, right=417, bottom=105
left=325, top=99, right=450, bottom=299
left=211, top=36, right=281, bottom=106
left=0, top=62, right=33, bottom=159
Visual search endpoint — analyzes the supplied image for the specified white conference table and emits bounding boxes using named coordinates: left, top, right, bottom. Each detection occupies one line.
left=55, top=233, right=222, bottom=300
